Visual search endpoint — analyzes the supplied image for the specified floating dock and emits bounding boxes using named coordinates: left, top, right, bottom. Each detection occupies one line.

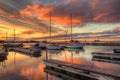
left=92, top=52, right=120, bottom=64
left=84, top=42, right=120, bottom=46
left=3, top=43, right=23, bottom=47
left=92, top=52, right=120, bottom=60
left=44, top=59, right=120, bottom=80
left=45, top=67, right=87, bottom=80
left=92, top=57, right=120, bottom=64
left=10, top=47, right=41, bottom=56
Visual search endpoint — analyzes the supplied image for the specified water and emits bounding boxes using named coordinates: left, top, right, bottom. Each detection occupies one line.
left=0, top=45, right=120, bottom=80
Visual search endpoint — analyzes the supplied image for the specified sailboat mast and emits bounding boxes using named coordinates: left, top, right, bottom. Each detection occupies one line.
left=6, top=32, right=8, bottom=41
left=65, top=26, right=68, bottom=42
left=49, top=12, right=52, bottom=42
left=14, top=28, right=16, bottom=42
left=70, top=14, right=73, bottom=41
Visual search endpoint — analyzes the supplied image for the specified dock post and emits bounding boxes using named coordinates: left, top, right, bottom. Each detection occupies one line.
left=46, top=50, right=48, bottom=61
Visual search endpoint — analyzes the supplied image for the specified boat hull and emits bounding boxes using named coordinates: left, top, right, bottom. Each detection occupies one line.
left=33, top=43, right=46, bottom=50
left=66, top=45, right=83, bottom=49
left=114, top=49, right=120, bottom=53
left=47, top=46, right=63, bottom=50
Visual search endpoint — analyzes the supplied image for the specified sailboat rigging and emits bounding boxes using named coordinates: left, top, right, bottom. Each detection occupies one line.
left=66, top=14, right=84, bottom=49
left=47, top=12, right=63, bottom=50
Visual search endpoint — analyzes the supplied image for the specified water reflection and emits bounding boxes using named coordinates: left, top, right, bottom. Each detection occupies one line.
left=47, top=50, right=62, bottom=54
left=0, top=55, right=7, bottom=68
left=66, top=48, right=85, bottom=54
left=44, top=67, right=80, bottom=80
left=0, top=45, right=119, bottom=80
left=0, top=49, right=8, bottom=68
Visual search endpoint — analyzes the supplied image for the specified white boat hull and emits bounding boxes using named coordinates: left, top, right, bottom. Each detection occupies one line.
left=66, top=45, right=83, bottom=49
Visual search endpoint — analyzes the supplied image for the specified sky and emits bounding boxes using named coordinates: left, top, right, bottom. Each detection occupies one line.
left=0, top=0, right=120, bottom=41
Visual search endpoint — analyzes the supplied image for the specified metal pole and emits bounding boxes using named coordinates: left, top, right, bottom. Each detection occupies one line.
left=65, top=26, right=68, bottom=42
left=6, top=32, right=8, bottom=41
left=14, top=28, right=16, bottom=42
left=70, top=13, right=73, bottom=41
left=46, top=50, right=48, bottom=60
left=49, top=12, right=52, bottom=43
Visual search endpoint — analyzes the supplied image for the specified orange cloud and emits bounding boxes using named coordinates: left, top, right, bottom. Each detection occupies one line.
left=19, top=3, right=83, bottom=26
left=113, top=27, right=120, bottom=31
left=20, top=3, right=52, bottom=19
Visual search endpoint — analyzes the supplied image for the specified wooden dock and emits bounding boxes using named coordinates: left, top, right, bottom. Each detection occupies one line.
left=92, top=52, right=120, bottom=64
left=45, top=67, right=86, bottom=80
left=9, top=47, right=41, bottom=56
left=44, top=59, right=120, bottom=80
left=84, top=42, right=120, bottom=46
left=92, top=57, right=120, bottom=64
left=92, top=52, right=120, bottom=60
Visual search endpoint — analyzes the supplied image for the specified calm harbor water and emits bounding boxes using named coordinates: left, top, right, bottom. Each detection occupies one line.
left=0, top=45, right=120, bottom=80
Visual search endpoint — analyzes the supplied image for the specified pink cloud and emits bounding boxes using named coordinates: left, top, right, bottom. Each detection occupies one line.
left=113, top=27, right=120, bottom=31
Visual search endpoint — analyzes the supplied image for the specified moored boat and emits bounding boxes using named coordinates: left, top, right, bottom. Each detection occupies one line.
left=66, top=14, right=84, bottom=49
left=46, top=13, right=64, bottom=50
left=113, top=49, right=120, bottom=53
left=66, top=40, right=83, bottom=49
left=47, top=44, right=63, bottom=50
left=33, top=43, right=46, bottom=49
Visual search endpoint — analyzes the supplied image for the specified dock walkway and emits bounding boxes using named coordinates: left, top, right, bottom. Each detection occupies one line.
left=92, top=52, right=120, bottom=58
left=44, top=59, right=120, bottom=79
left=92, top=52, right=120, bottom=64
left=9, top=47, right=41, bottom=56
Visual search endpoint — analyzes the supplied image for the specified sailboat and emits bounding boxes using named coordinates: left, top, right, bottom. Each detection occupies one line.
left=33, top=42, right=46, bottom=50
left=46, top=13, right=63, bottom=50
left=66, top=14, right=84, bottom=49
left=3, top=29, right=23, bottom=47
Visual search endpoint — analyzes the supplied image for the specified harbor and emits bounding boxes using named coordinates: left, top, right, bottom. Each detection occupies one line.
left=0, top=43, right=119, bottom=80
left=0, top=0, right=120, bottom=80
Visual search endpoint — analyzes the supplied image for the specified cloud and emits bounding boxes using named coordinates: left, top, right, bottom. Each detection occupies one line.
left=113, top=26, right=120, bottom=31
left=0, top=0, right=120, bottom=41
left=0, top=0, right=32, bottom=11
left=19, top=0, right=120, bottom=26
left=0, top=1, right=64, bottom=40
left=30, top=0, right=69, bottom=6
left=34, top=26, right=120, bottom=40
left=21, top=30, right=38, bottom=35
